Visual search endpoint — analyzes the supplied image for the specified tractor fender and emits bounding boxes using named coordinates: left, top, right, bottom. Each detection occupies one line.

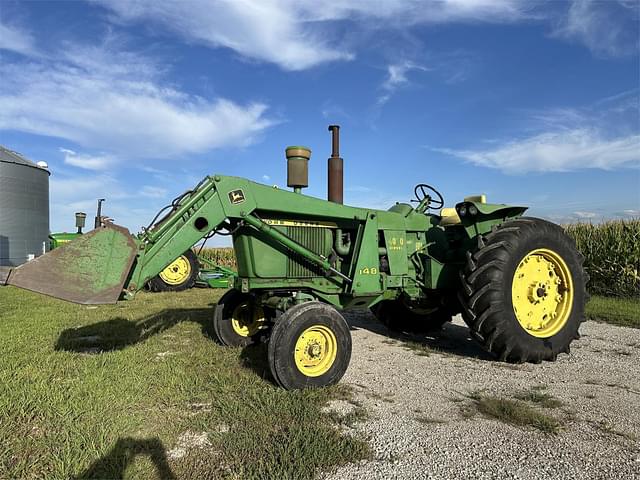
left=455, top=201, right=528, bottom=237
left=456, top=201, right=527, bottom=219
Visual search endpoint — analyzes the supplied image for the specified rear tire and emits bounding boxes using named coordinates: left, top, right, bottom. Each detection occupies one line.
left=213, top=289, right=268, bottom=347
left=268, top=302, right=351, bottom=390
left=148, top=250, right=199, bottom=292
left=458, top=217, right=587, bottom=363
left=371, top=300, right=452, bottom=333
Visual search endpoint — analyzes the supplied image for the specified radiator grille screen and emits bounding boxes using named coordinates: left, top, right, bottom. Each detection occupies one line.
left=286, top=227, right=327, bottom=278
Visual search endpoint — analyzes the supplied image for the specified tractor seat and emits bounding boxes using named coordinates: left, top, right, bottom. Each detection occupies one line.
left=439, top=207, right=461, bottom=226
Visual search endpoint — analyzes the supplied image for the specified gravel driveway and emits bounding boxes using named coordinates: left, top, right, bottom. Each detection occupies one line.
left=324, top=312, right=640, bottom=480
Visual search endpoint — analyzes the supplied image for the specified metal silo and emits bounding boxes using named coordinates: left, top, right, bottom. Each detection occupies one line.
left=0, top=146, right=50, bottom=266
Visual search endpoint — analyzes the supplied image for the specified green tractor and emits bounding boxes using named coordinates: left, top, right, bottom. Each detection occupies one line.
left=6, top=125, right=586, bottom=389
left=49, top=200, right=232, bottom=292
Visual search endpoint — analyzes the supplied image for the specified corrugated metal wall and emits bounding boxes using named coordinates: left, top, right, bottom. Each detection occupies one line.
left=0, top=160, right=50, bottom=266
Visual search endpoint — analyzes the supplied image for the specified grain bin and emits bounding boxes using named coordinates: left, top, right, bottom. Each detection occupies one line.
left=0, top=146, right=50, bottom=266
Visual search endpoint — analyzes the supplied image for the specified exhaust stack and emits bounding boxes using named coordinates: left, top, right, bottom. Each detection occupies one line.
left=327, top=125, right=343, bottom=204
left=95, top=198, right=106, bottom=229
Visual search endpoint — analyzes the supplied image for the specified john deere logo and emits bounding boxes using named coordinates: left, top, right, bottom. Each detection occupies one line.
left=228, top=189, right=246, bottom=205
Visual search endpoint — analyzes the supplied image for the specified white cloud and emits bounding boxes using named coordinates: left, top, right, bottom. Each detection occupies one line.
left=140, top=185, right=167, bottom=198
left=48, top=172, right=171, bottom=233
left=377, top=61, right=429, bottom=105
left=96, top=0, right=535, bottom=71
left=97, top=0, right=352, bottom=71
left=60, top=148, right=117, bottom=171
left=0, top=21, right=37, bottom=56
left=573, top=211, right=597, bottom=219
left=552, top=0, right=639, bottom=58
left=50, top=173, right=128, bottom=203
left=436, top=129, right=640, bottom=173
left=321, top=101, right=353, bottom=121
left=95, top=0, right=639, bottom=69
left=0, top=42, right=274, bottom=159
left=436, top=91, right=640, bottom=173
left=383, top=61, right=428, bottom=91
left=262, top=174, right=271, bottom=182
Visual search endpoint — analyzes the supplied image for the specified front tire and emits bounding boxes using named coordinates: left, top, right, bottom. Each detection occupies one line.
left=213, top=289, right=268, bottom=347
left=459, top=217, right=587, bottom=363
left=268, top=302, right=351, bottom=390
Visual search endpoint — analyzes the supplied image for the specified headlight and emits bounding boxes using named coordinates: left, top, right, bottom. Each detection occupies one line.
left=468, top=205, right=478, bottom=216
left=458, top=205, right=467, bottom=217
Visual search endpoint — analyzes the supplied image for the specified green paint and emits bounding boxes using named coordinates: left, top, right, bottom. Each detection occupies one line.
left=20, top=174, right=526, bottom=308
left=49, top=232, right=80, bottom=249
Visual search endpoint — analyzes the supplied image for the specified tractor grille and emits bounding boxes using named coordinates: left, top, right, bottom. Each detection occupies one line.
left=286, top=227, right=328, bottom=278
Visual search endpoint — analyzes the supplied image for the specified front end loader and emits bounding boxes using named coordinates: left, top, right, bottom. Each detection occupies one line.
left=49, top=201, right=232, bottom=292
left=4, top=125, right=587, bottom=389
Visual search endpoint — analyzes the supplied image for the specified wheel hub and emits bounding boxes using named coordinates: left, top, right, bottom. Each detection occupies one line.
left=308, top=342, right=321, bottom=358
left=528, top=282, right=550, bottom=303
left=294, top=326, right=338, bottom=377
left=158, top=255, right=191, bottom=285
left=512, top=248, right=573, bottom=338
left=231, top=302, right=266, bottom=337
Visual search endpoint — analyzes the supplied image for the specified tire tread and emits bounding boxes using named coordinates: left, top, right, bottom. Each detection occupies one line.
left=458, top=217, right=587, bottom=363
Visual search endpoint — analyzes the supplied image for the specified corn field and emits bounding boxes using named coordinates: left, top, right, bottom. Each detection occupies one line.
left=197, top=247, right=237, bottom=268
left=195, top=219, right=640, bottom=298
left=564, top=219, right=639, bottom=298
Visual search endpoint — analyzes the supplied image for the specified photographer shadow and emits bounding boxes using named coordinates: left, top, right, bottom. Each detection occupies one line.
left=74, top=437, right=175, bottom=480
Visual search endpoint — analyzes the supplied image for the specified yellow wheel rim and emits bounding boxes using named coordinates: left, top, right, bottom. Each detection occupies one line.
left=231, top=302, right=266, bottom=337
left=158, top=255, right=192, bottom=285
left=512, top=248, right=574, bottom=338
left=294, top=325, right=337, bottom=377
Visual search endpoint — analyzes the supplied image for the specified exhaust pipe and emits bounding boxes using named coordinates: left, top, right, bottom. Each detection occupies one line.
left=327, top=125, right=343, bottom=204
left=95, top=198, right=106, bottom=229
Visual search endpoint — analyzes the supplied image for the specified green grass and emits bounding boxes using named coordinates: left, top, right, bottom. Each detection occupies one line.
left=513, top=388, right=562, bottom=409
left=585, top=295, right=640, bottom=328
left=0, top=287, right=369, bottom=479
left=334, top=406, right=369, bottom=428
left=401, top=341, right=433, bottom=357
left=464, top=392, right=563, bottom=434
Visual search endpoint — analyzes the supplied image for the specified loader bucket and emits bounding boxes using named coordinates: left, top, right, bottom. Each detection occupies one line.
left=7, top=224, right=138, bottom=304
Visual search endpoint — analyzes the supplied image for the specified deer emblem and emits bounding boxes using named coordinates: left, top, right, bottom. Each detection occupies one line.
left=228, top=189, right=246, bottom=204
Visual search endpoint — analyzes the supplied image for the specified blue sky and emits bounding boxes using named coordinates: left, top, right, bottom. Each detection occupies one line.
left=1, top=0, right=638, bottom=245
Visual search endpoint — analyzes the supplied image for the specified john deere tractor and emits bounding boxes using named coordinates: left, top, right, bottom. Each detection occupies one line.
left=5, top=125, right=586, bottom=389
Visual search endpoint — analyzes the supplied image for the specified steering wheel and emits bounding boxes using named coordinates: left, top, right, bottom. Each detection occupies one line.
left=413, top=184, right=445, bottom=210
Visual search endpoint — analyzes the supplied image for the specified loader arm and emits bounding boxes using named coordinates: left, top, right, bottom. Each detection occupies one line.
left=126, top=174, right=377, bottom=294
left=7, top=174, right=382, bottom=304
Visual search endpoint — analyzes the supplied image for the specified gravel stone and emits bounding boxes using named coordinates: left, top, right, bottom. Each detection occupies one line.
left=324, top=312, right=640, bottom=480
